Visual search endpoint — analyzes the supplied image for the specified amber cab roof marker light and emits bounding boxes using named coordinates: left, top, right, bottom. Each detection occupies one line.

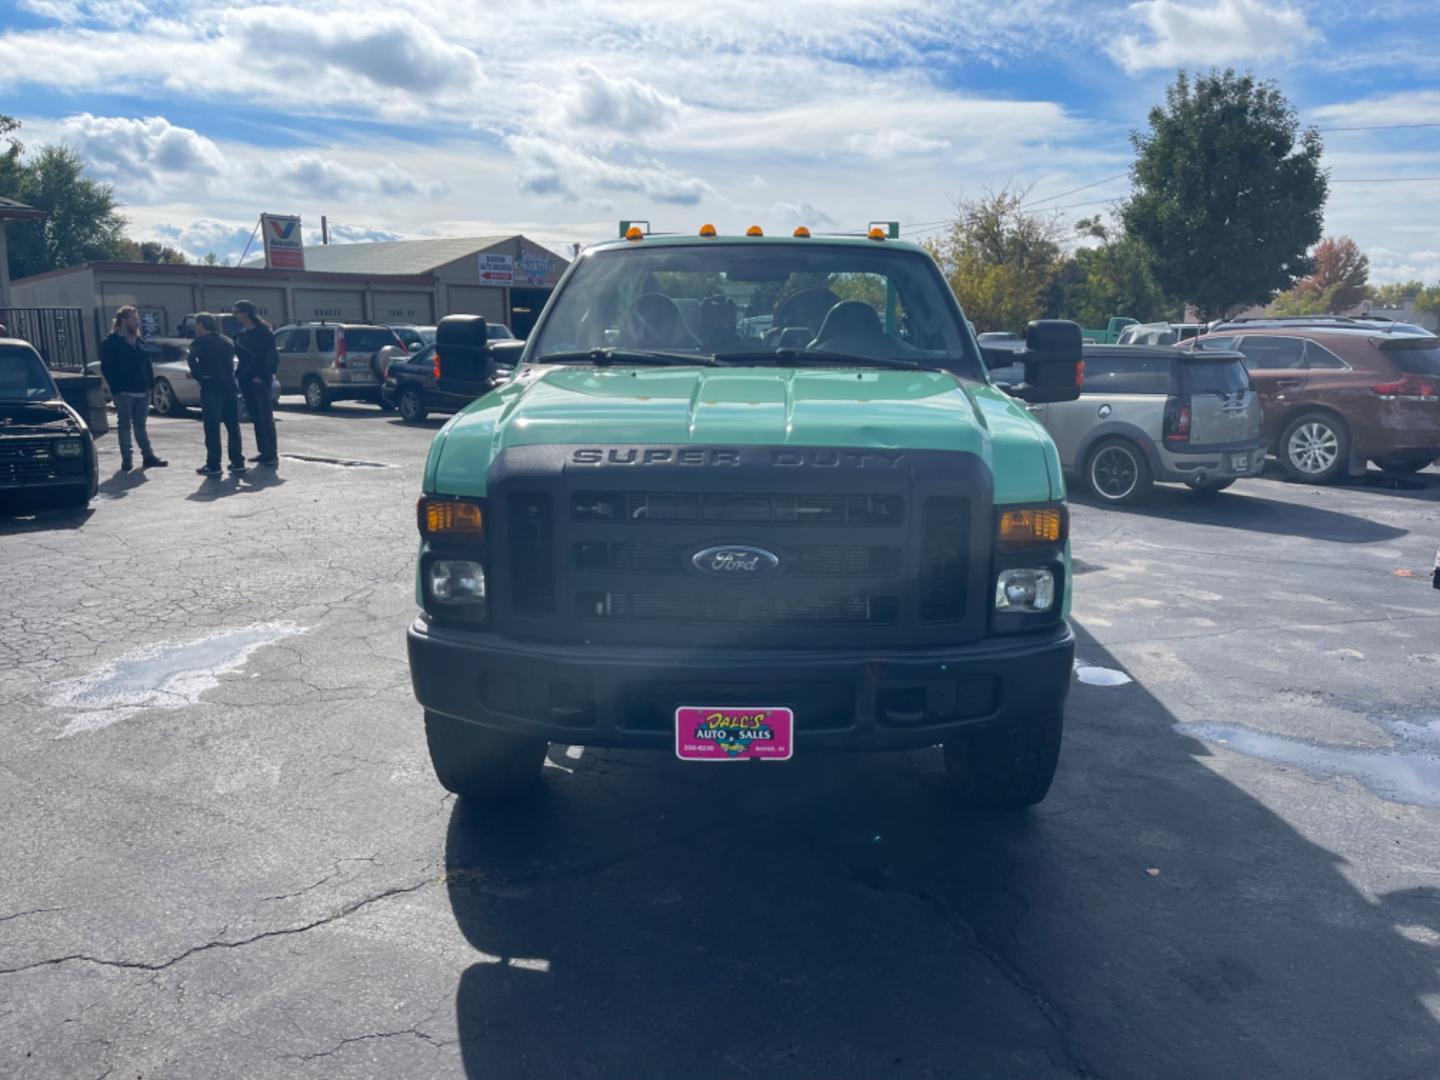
left=746, top=225, right=764, bottom=237
left=867, top=226, right=887, bottom=241
left=625, top=225, right=644, bottom=241
left=699, top=223, right=717, bottom=237
left=793, top=226, right=811, bottom=238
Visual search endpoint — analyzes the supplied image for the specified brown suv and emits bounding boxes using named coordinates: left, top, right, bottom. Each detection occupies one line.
left=1185, top=319, right=1440, bottom=483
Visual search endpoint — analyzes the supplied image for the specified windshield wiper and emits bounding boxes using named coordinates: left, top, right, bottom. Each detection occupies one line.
left=532, top=348, right=720, bottom=368
left=714, top=348, right=927, bottom=371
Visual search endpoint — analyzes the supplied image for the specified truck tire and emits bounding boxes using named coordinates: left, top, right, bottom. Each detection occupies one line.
left=302, top=376, right=330, bottom=412
left=942, top=713, right=1063, bottom=809
left=1280, top=412, right=1349, bottom=484
left=424, top=710, right=547, bottom=801
left=1085, top=438, right=1153, bottom=505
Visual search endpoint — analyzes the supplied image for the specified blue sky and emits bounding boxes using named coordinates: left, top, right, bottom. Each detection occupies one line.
left=1, top=0, right=1437, bottom=282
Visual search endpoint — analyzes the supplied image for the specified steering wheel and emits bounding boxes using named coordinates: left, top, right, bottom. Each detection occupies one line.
left=772, top=287, right=841, bottom=332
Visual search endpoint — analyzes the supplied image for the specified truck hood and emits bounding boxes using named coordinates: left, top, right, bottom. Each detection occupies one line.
left=428, top=366, right=1061, bottom=503
left=0, top=399, right=82, bottom=435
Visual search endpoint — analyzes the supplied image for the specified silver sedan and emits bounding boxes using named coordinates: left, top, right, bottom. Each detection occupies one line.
left=145, top=338, right=280, bottom=420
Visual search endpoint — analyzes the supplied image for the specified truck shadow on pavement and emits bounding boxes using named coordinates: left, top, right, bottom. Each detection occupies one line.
left=441, top=626, right=1440, bottom=1079
left=1071, top=484, right=1410, bottom=544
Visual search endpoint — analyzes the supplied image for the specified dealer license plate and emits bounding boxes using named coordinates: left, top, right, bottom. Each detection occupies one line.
left=675, top=706, right=794, bottom=762
left=1230, top=453, right=1250, bottom=472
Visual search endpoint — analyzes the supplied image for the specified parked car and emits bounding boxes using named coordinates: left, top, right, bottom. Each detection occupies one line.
left=1025, top=344, right=1263, bottom=505
left=1081, top=316, right=1139, bottom=344
left=142, top=338, right=281, bottom=420
left=389, top=325, right=435, bottom=353
left=381, top=337, right=524, bottom=422
left=1184, top=320, right=1440, bottom=482
left=0, top=338, right=98, bottom=508
left=1116, top=322, right=1205, bottom=346
left=271, top=322, right=408, bottom=411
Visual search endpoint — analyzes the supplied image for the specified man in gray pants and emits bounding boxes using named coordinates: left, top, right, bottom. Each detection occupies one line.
left=98, top=305, right=167, bottom=473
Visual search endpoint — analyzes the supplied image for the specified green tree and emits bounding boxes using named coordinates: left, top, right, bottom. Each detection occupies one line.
left=0, top=114, right=22, bottom=195
left=203, top=251, right=220, bottom=266
left=1049, top=216, right=1171, bottom=326
left=924, top=187, right=1063, bottom=332
left=1122, top=69, right=1327, bottom=321
left=1, top=144, right=130, bottom=280
left=1369, top=280, right=1424, bottom=308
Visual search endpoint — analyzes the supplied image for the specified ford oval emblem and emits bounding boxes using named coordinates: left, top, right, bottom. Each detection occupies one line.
left=691, top=545, right=781, bottom=580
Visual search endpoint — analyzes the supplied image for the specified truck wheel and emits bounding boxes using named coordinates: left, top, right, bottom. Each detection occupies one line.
left=942, top=713, right=1063, bottom=809
left=398, top=387, right=428, bottom=423
left=424, top=710, right=547, bottom=801
left=1280, top=412, right=1349, bottom=484
left=1085, top=438, right=1152, bottom=505
left=302, top=376, right=330, bottom=412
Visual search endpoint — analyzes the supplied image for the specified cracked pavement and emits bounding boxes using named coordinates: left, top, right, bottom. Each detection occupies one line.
left=2, top=403, right=1439, bottom=1078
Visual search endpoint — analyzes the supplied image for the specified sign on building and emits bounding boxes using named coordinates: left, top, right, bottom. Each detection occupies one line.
left=261, top=213, right=305, bottom=270
left=478, top=252, right=514, bottom=284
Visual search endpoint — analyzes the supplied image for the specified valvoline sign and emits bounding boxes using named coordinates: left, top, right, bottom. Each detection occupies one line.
left=261, top=213, right=304, bottom=270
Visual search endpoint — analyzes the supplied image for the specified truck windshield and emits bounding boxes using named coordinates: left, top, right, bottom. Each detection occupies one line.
left=530, top=242, right=982, bottom=375
left=0, top=345, right=58, bottom=401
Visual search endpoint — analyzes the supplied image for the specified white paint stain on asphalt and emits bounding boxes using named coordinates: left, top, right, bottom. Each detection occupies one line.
left=1176, top=714, right=1440, bottom=808
left=50, top=623, right=305, bottom=737
left=1075, top=664, right=1133, bottom=687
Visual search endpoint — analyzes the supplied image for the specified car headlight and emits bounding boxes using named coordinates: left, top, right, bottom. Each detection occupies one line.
left=995, top=568, right=1055, bottom=613
left=53, top=439, right=84, bottom=459
left=428, top=559, right=486, bottom=607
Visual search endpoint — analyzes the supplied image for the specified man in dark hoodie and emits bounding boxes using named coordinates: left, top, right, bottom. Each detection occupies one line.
left=232, top=300, right=279, bottom=467
left=99, top=305, right=167, bottom=472
left=186, top=313, right=246, bottom=476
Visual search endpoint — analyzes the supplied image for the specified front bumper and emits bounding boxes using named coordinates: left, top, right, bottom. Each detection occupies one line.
left=407, top=616, right=1075, bottom=750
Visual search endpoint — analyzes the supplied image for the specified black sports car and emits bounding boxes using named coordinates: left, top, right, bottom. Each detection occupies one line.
left=0, top=339, right=99, bottom=508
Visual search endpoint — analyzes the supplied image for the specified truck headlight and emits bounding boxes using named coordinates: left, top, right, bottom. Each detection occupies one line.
left=428, top=559, right=486, bottom=606
left=995, top=568, right=1055, bottom=613
left=53, top=440, right=84, bottom=459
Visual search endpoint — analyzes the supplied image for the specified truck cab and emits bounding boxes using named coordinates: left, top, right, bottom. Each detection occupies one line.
left=406, top=224, right=1084, bottom=809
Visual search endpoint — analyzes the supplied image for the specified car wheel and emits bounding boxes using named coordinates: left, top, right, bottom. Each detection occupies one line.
left=424, top=710, right=547, bottom=801
left=942, top=712, right=1063, bottom=810
left=152, top=378, right=185, bottom=417
left=302, top=376, right=330, bottom=412
left=1190, top=478, right=1235, bottom=495
left=1085, top=438, right=1153, bottom=505
left=1280, top=412, right=1350, bottom=484
left=398, top=387, right=428, bottom=423
left=1374, top=455, right=1433, bottom=475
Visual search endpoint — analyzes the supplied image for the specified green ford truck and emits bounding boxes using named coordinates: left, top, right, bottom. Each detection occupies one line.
left=406, top=225, right=1085, bottom=809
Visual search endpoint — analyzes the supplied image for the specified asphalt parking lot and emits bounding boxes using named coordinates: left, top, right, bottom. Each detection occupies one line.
left=2, top=402, right=1439, bottom=1080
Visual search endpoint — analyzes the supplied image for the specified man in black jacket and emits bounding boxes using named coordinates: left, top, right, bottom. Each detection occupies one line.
left=98, top=305, right=167, bottom=472
left=232, top=300, right=279, bottom=467
left=187, top=313, right=246, bottom=476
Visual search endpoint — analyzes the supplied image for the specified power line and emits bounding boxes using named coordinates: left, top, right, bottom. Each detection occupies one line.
left=1022, top=172, right=1130, bottom=208
left=1318, top=122, right=1440, bottom=133
left=1331, top=176, right=1440, bottom=183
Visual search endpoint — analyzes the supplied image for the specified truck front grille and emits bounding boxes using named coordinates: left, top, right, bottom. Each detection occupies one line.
left=575, top=591, right=899, bottom=625
left=572, top=491, right=903, bottom=526
left=0, top=438, right=59, bottom=483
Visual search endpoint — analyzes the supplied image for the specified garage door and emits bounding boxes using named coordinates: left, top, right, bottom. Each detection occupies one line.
left=373, top=291, right=435, bottom=324
left=294, top=289, right=365, bottom=323
left=201, top=286, right=286, bottom=327
left=446, top=285, right=506, bottom=324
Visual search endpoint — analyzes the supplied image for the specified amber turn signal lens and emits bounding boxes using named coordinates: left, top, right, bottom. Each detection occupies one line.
left=420, top=498, right=485, bottom=538
left=998, top=507, right=1066, bottom=551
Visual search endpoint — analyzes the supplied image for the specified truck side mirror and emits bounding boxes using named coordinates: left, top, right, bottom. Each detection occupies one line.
left=1013, top=319, right=1084, bottom=404
left=435, top=314, right=494, bottom=396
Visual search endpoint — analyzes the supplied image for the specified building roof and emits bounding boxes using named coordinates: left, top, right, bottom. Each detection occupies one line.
left=12, top=260, right=434, bottom=287
left=265, top=235, right=517, bottom=275
left=0, top=195, right=46, bottom=221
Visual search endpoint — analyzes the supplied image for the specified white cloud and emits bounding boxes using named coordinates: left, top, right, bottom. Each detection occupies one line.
left=18, top=0, right=146, bottom=22
left=151, top=219, right=258, bottom=264
left=507, top=134, right=708, bottom=205
left=267, top=154, right=448, bottom=200
left=558, top=64, right=684, bottom=133
left=53, top=114, right=224, bottom=195
left=1114, top=0, right=1318, bottom=73
left=845, top=129, right=953, bottom=160
left=218, top=7, right=484, bottom=96
left=1311, top=90, right=1440, bottom=129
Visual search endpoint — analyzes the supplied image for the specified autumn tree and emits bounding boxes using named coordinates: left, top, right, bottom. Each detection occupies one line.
left=1269, top=236, right=1369, bottom=314
left=924, top=187, right=1063, bottom=332
left=1123, top=69, right=1328, bottom=320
